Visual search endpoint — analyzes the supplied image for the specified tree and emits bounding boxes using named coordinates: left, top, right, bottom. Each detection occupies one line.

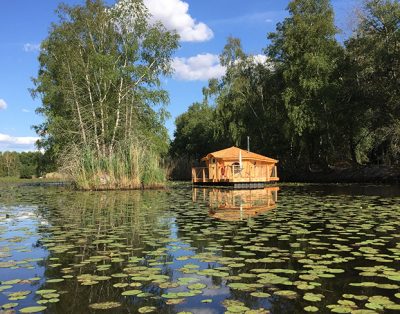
left=171, top=37, right=288, bottom=162
left=170, top=102, right=220, bottom=159
left=344, top=0, right=400, bottom=165
left=19, top=152, right=42, bottom=178
left=30, top=0, right=179, bottom=189
left=0, top=152, right=20, bottom=177
left=170, top=0, right=400, bottom=178
left=267, top=0, right=341, bottom=165
left=214, top=37, right=289, bottom=159
left=214, top=37, right=283, bottom=149
left=32, top=0, right=179, bottom=159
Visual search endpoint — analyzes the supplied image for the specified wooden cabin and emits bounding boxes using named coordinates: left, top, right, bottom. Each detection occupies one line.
left=192, top=146, right=278, bottom=188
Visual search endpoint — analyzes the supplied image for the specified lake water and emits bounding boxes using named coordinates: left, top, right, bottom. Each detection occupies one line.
left=0, top=183, right=399, bottom=313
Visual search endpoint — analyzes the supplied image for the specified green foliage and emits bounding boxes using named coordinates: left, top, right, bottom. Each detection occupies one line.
left=170, top=0, right=400, bottom=177
left=31, top=0, right=179, bottom=188
left=344, top=0, right=400, bottom=164
left=170, top=102, right=221, bottom=159
left=268, top=0, right=339, bottom=133
left=0, top=152, right=20, bottom=177
left=215, top=39, right=288, bottom=155
left=0, top=151, right=46, bottom=178
left=18, top=152, right=40, bottom=178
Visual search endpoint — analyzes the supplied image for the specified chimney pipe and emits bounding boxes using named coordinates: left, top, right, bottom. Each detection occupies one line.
left=247, top=136, right=250, bottom=152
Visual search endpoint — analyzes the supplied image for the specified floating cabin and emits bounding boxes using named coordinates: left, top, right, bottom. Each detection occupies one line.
left=192, top=146, right=279, bottom=188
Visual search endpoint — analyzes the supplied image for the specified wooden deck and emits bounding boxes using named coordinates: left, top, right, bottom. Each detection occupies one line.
left=192, top=165, right=279, bottom=188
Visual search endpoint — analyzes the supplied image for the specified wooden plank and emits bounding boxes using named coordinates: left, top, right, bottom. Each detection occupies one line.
left=193, top=168, right=197, bottom=183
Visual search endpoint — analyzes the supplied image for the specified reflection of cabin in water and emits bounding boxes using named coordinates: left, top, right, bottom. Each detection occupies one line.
left=192, top=187, right=279, bottom=221
left=192, top=146, right=279, bottom=188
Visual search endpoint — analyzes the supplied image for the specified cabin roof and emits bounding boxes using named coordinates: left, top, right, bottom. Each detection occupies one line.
left=201, top=146, right=278, bottom=163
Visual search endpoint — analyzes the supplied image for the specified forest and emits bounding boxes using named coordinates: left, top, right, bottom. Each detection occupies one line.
left=170, top=0, right=400, bottom=180
left=1, top=0, right=398, bottom=185
left=0, top=151, right=51, bottom=178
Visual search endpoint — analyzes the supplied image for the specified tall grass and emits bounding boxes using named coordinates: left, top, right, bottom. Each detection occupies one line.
left=61, top=140, right=166, bottom=190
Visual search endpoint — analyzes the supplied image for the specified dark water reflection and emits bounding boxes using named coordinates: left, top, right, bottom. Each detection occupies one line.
left=0, top=183, right=399, bottom=313
left=193, top=187, right=279, bottom=221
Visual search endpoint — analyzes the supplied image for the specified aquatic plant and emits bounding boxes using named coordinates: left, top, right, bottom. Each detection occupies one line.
left=0, top=184, right=399, bottom=313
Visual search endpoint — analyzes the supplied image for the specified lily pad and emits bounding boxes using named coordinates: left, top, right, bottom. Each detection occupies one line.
left=89, top=302, right=121, bottom=310
left=274, top=290, right=297, bottom=299
left=46, top=278, right=64, bottom=283
left=250, top=292, right=271, bottom=298
left=166, top=298, right=185, bottom=305
left=188, top=283, right=206, bottom=290
left=138, top=306, right=157, bottom=313
left=304, top=306, right=319, bottom=312
left=20, top=306, right=47, bottom=313
left=1, top=302, right=18, bottom=309
left=303, top=293, right=324, bottom=302
left=121, top=289, right=142, bottom=296
left=227, top=305, right=250, bottom=313
left=36, top=290, right=57, bottom=295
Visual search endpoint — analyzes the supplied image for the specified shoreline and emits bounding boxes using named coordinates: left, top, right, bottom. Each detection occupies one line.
left=281, top=165, right=400, bottom=184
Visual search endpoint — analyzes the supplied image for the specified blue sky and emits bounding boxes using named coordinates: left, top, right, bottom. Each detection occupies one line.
left=0, top=0, right=360, bottom=151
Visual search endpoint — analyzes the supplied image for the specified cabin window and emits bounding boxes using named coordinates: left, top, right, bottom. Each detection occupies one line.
left=210, top=158, right=216, bottom=164
left=232, top=162, right=241, bottom=174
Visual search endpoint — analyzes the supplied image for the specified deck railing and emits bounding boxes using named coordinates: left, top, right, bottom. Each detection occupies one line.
left=230, top=165, right=278, bottom=179
left=192, top=167, right=209, bottom=183
left=192, top=165, right=278, bottom=183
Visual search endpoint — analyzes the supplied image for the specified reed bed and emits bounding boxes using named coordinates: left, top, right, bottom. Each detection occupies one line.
left=61, top=140, right=166, bottom=190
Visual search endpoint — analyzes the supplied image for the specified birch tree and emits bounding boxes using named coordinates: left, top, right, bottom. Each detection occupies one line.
left=32, top=0, right=179, bottom=159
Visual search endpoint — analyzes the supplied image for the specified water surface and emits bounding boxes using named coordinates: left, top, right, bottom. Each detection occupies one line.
left=0, top=183, right=399, bottom=313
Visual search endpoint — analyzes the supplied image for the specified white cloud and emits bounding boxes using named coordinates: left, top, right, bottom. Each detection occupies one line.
left=251, top=54, right=268, bottom=64
left=23, top=43, right=40, bottom=52
left=144, top=0, right=213, bottom=42
left=0, top=133, right=39, bottom=147
left=172, top=53, right=226, bottom=81
left=0, top=99, right=7, bottom=110
left=22, top=109, right=30, bottom=113
left=171, top=53, right=274, bottom=81
left=246, top=54, right=275, bottom=71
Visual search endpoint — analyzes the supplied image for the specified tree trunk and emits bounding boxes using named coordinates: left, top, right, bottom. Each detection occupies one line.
left=83, top=69, right=101, bottom=156
left=67, top=62, right=87, bottom=146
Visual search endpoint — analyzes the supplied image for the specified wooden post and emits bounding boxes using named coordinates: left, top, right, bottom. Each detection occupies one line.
left=202, top=168, right=205, bottom=182
left=266, top=165, right=270, bottom=182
